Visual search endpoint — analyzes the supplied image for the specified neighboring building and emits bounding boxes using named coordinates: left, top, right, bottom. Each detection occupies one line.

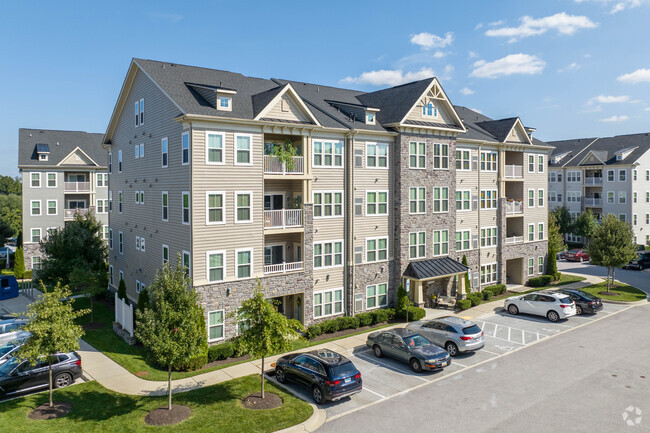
left=547, top=134, right=650, bottom=246
left=18, top=129, right=108, bottom=270
left=102, top=58, right=551, bottom=341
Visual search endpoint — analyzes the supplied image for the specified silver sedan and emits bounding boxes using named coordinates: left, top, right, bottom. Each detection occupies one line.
left=406, top=316, right=484, bottom=356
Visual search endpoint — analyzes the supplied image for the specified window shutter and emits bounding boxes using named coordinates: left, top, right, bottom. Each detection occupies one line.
left=355, top=149, right=363, bottom=168
left=472, top=195, right=479, bottom=211
left=354, top=293, right=363, bottom=313
left=472, top=235, right=479, bottom=250
left=471, top=155, right=478, bottom=171
left=355, top=197, right=363, bottom=216
left=354, top=246, right=363, bottom=264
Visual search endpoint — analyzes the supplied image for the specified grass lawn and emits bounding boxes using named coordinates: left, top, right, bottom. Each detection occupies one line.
left=579, top=282, right=647, bottom=302
left=0, top=375, right=312, bottom=433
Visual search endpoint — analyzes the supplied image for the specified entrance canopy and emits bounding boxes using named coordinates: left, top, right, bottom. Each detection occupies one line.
left=403, top=257, right=469, bottom=281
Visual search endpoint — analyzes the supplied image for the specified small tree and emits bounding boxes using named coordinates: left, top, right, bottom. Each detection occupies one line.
left=137, top=287, right=150, bottom=314
left=117, top=277, right=127, bottom=302
left=574, top=209, right=599, bottom=243
left=13, top=247, right=25, bottom=279
left=272, top=139, right=299, bottom=171
left=18, top=283, right=88, bottom=407
left=16, top=230, right=23, bottom=248
left=588, top=213, right=638, bottom=293
left=237, top=279, right=303, bottom=398
left=69, top=261, right=106, bottom=323
left=552, top=206, right=574, bottom=236
left=461, top=255, right=470, bottom=294
left=547, top=213, right=566, bottom=281
left=135, top=258, right=204, bottom=410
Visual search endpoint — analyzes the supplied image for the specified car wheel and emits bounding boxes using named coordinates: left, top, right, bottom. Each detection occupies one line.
left=312, top=386, right=324, bottom=405
left=445, top=342, right=459, bottom=357
left=547, top=311, right=559, bottom=322
left=373, top=345, right=383, bottom=358
left=507, top=304, right=519, bottom=315
left=576, top=305, right=583, bottom=315
left=275, top=367, right=286, bottom=384
left=54, top=372, right=73, bottom=389
left=410, top=358, right=422, bottom=373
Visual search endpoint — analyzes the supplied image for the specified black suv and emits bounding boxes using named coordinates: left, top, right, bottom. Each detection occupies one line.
left=0, top=352, right=82, bottom=398
left=274, top=349, right=362, bottom=404
left=624, top=252, right=650, bottom=270
left=557, top=289, right=603, bottom=315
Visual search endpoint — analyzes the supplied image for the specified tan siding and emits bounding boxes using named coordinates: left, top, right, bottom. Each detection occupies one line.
left=265, top=94, right=311, bottom=122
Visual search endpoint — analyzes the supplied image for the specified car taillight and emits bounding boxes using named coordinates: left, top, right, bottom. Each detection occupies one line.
left=460, top=336, right=473, bottom=341
left=326, top=380, right=340, bottom=386
left=354, top=373, right=360, bottom=379
left=481, top=332, right=484, bottom=336
left=75, top=359, right=81, bottom=366
left=560, top=304, right=568, bottom=308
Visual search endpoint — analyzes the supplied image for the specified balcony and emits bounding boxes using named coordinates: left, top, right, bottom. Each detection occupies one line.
left=264, top=155, right=304, bottom=175
left=505, top=236, right=524, bottom=245
left=64, top=207, right=92, bottom=219
left=505, top=200, right=523, bottom=215
left=584, top=197, right=602, bottom=207
left=64, top=182, right=90, bottom=192
left=585, top=177, right=603, bottom=186
left=264, top=261, right=304, bottom=275
left=504, top=165, right=523, bottom=179
left=264, top=209, right=303, bottom=229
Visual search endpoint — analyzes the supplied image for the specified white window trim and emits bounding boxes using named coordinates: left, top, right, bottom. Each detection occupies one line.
left=235, top=247, right=253, bottom=280
left=207, top=309, right=225, bottom=343
left=30, top=228, right=41, bottom=244
left=432, top=143, right=449, bottom=170
left=182, top=250, right=191, bottom=276
left=135, top=143, right=140, bottom=159
left=432, top=229, right=449, bottom=257
left=538, top=155, right=545, bottom=173
left=456, top=229, right=472, bottom=251
left=182, top=131, right=190, bottom=166
left=432, top=187, right=449, bottom=213
left=409, top=231, right=427, bottom=259
left=480, top=262, right=498, bottom=285
left=206, top=250, right=226, bottom=283
left=108, top=228, right=113, bottom=250
left=409, top=141, right=426, bottom=170
left=109, top=265, right=114, bottom=287
left=619, top=169, right=626, bottom=182
left=118, top=150, right=122, bottom=173
left=365, top=142, right=389, bottom=170
left=456, top=189, right=471, bottom=212
left=30, top=200, right=41, bottom=216
left=365, top=190, right=389, bottom=216
left=409, top=187, right=427, bottom=215
left=234, top=133, right=253, bottom=166
left=538, top=256, right=544, bottom=274
left=538, top=189, right=545, bottom=208
left=607, top=170, right=614, bottom=182
left=366, top=283, right=388, bottom=310
left=162, top=191, right=169, bottom=222
left=205, top=191, right=226, bottom=225
left=205, top=131, right=226, bottom=165
left=456, top=149, right=471, bottom=171
left=161, top=137, right=169, bottom=168
left=235, top=191, right=253, bottom=224
left=118, top=191, right=123, bottom=214
left=313, top=191, right=344, bottom=219
left=313, top=287, right=344, bottom=319
left=108, top=152, right=112, bottom=174
left=31, top=256, right=42, bottom=269
left=527, top=155, right=536, bottom=173
left=365, top=236, right=389, bottom=263
left=313, top=240, right=344, bottom=269
left=118, top=231, right=123, bottom=255
left=538, top=223, right=545, bottom=241
left=312, top=140, right=344, bottom=168
left=481, top=226, right=498, bottom=248
left=46, top=172, right=57, bottom=188
left=182, top=191, right=190, bottom=225
left=528, top=223, right=535, bottom=242
left=45, top=199, right=57, bottom=216
left=528, top=189, right=535, bottom=208
left=30, top=172, right=41, bottom=188
left=528, top=258, right=535, bottom=276
left=162, top=244, right=169, bottom=265
left=481, top=151, right=498, bottom=172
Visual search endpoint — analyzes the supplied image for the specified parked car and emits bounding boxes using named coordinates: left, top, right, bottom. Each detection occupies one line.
left=565, top=249, right=590, bottom=262
left=406, top=316, right=484, bottom=356
left=274, top=349, right=362, bottom=404
left=0, top=319, right=26, bottom=336
left=624, top=252, right=650, bottom=270
left=0, top=331, right=30, bottom=346
left=366, top=328, right=451, bottom=372
left=0, top=336, right=27, bottom=366
left=0, top=351, right=82, bottom=398
left=556, top=249, right=568, bottom=261
left=557, top=289, right=603, bottom=315
left=0, top=247, right=14, bottom=259
left=505, top=292, right=576, bottom=322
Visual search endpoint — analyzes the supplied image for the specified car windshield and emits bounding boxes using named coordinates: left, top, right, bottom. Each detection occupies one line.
left=0, top=340, right=19, bottom=357
left=558, top=297, right=572, bottom=304
left=462, top=325, right=482, bottom=335
left=329, top=362, right=357, bottom=378
left=0, top=357, right=20, bottom=376
left=577, top=291, right=599, bottom=301
left=403, top=334, right=430, bottom=348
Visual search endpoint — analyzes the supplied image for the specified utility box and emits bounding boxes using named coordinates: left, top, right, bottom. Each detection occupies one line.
left=0, top=276, right=19, bottom=300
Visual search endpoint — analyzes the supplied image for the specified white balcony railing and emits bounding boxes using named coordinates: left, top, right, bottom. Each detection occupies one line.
left=504, top=165, right=523, bottom=179
left=64, top=208, right=90, bottom=219
left=264, top=155, right=304, bottom=174
left=264, top=261, right=304, bottom=275
left=585, top=177, right=603, bottom=186
left=584, top=197, right=602, bottom=207
left=505, top=236, right=524, bottom=245
left=506, top=201, right=524, bottom=214
left=264, top=209, right=303, bottom=229
left=64, top=181, right=90, bottom=192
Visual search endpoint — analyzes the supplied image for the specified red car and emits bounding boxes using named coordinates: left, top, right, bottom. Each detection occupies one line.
left=565, top=249, right=590, bottom=262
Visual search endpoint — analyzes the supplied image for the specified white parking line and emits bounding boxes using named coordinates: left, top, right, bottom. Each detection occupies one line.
left=492, top=324, right=499, bottom=337
left=363, top=387, right=387, bottom=399
left=521, top=329, right=525, bottom=345
left=481, top=349, right=501, bottom=356
left=451, top=361, right=467, bottom=368
left=354, top=353, right=429, bottom=382
left=484, top=334, right=525, bottom=345
left=507, top=327, right=511, bottom=341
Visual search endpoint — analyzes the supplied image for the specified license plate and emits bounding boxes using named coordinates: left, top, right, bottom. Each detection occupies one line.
left=344, top=377, right=351, bottom=384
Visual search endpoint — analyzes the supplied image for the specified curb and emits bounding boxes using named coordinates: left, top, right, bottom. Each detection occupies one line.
left=602, top=298, right=648, bottom=305
left=273, top=403, right=326, bottom=433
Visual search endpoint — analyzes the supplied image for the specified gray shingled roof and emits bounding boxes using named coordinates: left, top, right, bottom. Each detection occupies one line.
left=476, top=118, right=519, bottom=143
left=356, top=78, right=435, bottom=125
left=18, top=129, right=106, bottom=167
left=403, top=257, right=469, bottom=280
left=547, top=133, right=650, bottom=167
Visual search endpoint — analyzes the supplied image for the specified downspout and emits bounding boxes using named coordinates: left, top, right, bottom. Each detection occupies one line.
left=477, top=143, right=481, bottom=291
left=344, top=130, right=356, bottom=316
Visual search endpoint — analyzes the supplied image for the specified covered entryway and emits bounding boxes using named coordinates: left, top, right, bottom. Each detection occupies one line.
left=270, top=293, right=304, bottom=324
left=506, top=258, right=524, bottom=285
left=401, top=257, right=469, bottom=307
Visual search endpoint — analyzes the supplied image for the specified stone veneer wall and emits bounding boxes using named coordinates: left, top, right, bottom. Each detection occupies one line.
left=454, top=249, right=479, bottom=294
left=195, top=204, right=314, bottom=341
left=353, top=260, right=397, bottom=311
left=22, top=243, right=42, bottom=271
left=501, top=240, right=548, bottom=283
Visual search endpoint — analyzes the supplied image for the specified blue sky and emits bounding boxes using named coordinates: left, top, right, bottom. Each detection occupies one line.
left=2, top=0, right=650, bottom=177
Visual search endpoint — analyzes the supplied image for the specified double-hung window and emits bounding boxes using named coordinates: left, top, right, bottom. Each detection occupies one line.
left=538, top=189, right=544, bottom=207
left=481, top=227, right=497, bottom=247
left=161, top=137, right=168, bottom=167
left=607, top=170, right=614, bottom=182
left=433, top=187, right=449, bottom=212
left=456, top=190, right=470, bottom=211
left=162, top=192, right=168, bottom=221
left=456, top=149, right=470, bottom=170
left=528, top=189, right=535, bottom=208
left=481, top=263, right=497, bottom=284
left=313, top=140, right=343, bottom=167
left=528, top=258, right=535, bottom=276
left=567, top=171, right=581, bottom=182
left=409, top=142, right=426, bottom=169
left=206, top=192, right=225, bottom=224
left=47, top=173, right=57, bottom=188
left=366, top=237, right=388, bottom=262
left=235, top=192, right=252, bottom=222
left=206, top=131, right=225, bottom=164
left=538, top=223, right=544, bottom=240
left=456, top=230, right=471, bottom=251
left=432, top=230, right=449, bottom=256
left=118, top=231, right=123, bottom=255
left=313, top=191, right=343, bottom=218
left=207, top=251, right=225, bottom=282
left=538, top=257, right=544, bottom=274
left=108, top=152, right=112, bottom=173
left=366, top=143, right=388, bottom=168
left=134, top=98, right=144, bottom=126
left=31, top=228, right=41, bottom=243
left=208, top=310, right=224, bottom=342
left=481, top=190, right=497, bottom=209
left=619, top=191, right=627, bottom=204
left=47, top=200, right=57, bottom=215
left=528, top=155, right=535, bottom=173
left=481, top=151, right=497, bottom=171
left=528, top=224, right=535, bottom=242
left=366, top=191, right=388, bottom=215
left=313, top=288, right=343, bottom=318
left=410, top=187, right=426, bottom=214
left=366, top=283, right=387, bottom=309
left=108, top=229, right=113, bottom=250
left=31, top=172, right=41, bottom=188
left=234, top=134, right=252, bottom=165
left=118, top=150, right=122, bottom=172
left=182, top=192, right=190, bottom=224
left=313, top=241, right=343, bottom=268
left=607, top=192, right=615, bottom=204
left=182, top=132, right=190, bottom=165
left=409, top=232, right=426, bottom=259
left=433, top=143, right=449, bottom=169
left=31, top=200, right=41, bottom=216
left=162, top=244, right=169, bottom=265
left=183, top=251, right=191, bottom=276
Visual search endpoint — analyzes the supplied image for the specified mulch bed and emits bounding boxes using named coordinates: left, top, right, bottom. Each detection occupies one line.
left=28, top=402, right=72, bottom=420
left=308, top=322, right=394, bottom=342
left=82, top=322, right=105, bottom=330
left=598, top=291, right=621, bottom=296
left=202, top=354, right=251, bottom=369
left=144, top=405, right=192, bottom=426
left=135, top=371, right=150, bottom=377
left=241, top=392, right=283, bottom=410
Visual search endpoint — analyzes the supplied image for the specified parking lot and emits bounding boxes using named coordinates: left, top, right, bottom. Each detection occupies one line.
left=269, top=302, right=634, bottom=421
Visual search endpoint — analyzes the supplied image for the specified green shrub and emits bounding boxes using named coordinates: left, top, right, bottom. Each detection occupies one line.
left=321, top=318, right=340, bottom=334
left=13, top=248, right=24, bottom=279
left=208, top=342, right=235, bottom=362
left=384, top=308, right=396, bottom=320
left=356, top=313, right=373, bottom=327
left=336, top=316, right=359, bottom=330
left=482, top=289, right=494, bottom=300
left=395, top=284, right=409, bottom=316
left=526, top=275, right=553, bottom=287
left=467, top=292, right=482, bottom=307
left=457, top=299, right=472, bottom=310
left=23, top=271, right=32, bottom=280
left=369, top=308, right=390, bottom=324
left=117, top=277, right=127, bottom=301
left=486, top=284, right=506, bottom=295
left=174, top=305, right=208, bottom=371
left=306, top=323, right=322, bottom=339
left=397, top=306, right=425, bottom=321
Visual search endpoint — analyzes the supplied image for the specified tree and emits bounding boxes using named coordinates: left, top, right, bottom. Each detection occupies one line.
left=552, top=206, right=574, bottom=236
left=14, top=247, right=25, bottom=279
left=461, top=255, right=470, bottom=294
left=395, top=284, right=409, bottom=316
left=547, top=212, right=566, bottom=281
left=69, top=261, right=106, bottom=323
left=588, top=214, right=638, bottom=293
left=237, top=279, right=303, bottom=398
left=137, top=287, right=150, bottom=314
left=16, top=230, right=22, bottom=248
left=135, top=258, right=205, bottom=410
left=18, top=283, right=88, bottom=407
left=573, top=209, right=599, bottom=242
left=0, top=194, right=22, bottom=239
left=0, top=175, right=21, bottom=195
left=117, top=277, right=127, bottom=301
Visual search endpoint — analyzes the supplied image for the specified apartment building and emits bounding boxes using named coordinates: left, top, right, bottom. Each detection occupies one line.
left=547, top=134, right=650, bottom=246
left=18, top=129, right=108, bottom=270
left=103, top=58, right=550, bottom=341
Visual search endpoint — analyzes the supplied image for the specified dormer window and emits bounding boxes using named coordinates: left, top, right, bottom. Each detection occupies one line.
left=39, top=154, right=48, bottom=161
left=135, top=98, right=144, bottom=126
left=366, top=112, right=375, bottom=125
left=216, top=89, right=235, bottom=112
left=35, top=143, right=50, bottom=161
left=422, top=102, right=437, bottom=117
left=616, top=154, right=623, bottom=161
left=218, top=96, right=231, bottom=109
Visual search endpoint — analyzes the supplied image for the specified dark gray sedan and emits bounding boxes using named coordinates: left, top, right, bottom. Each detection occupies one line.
left=366, top=328, right=451, bottom=372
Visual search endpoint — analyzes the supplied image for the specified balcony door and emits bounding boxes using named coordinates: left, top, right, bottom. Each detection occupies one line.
left=264, top=194, right=284, bottom=210
left=264, top=244, right=284, bottom=265
left=67, top=174, right=86, bottom=183
left=67, top=200, right=86, bottom=209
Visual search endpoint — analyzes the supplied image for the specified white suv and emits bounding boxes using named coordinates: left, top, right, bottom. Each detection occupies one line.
left=504, top=292, right=576, bottom=322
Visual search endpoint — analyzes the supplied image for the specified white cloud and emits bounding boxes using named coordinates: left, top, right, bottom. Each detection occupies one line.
left=558, top=62, right=581, bottom=72
left=410, top=32, right=454, bottom=49
left=460, top=87, right=475, bottom=95
left=474, top=23, right=484, bottom=30
left=341, top=67, right=434, bottom=87
left=617, top=68, right=650, bottom=84
left=575, top=0, right=644, bottom=14
left=468, top=51, right=479, bottom=59
left=489, top=20, right=504, bottom=26
left=588, top=95, right=630, bottom=104
left=600, top=115, right=629, bottom=122
left=470, top=54, right=546, bottom=79
left=645, top=107, right=650, bottom=111
left=485, top=12, right=597, bottom=42
left=433, top=51, right=446, bottom=58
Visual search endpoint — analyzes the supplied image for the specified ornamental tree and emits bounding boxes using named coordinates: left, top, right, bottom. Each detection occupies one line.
left=547, top=212, right=566, bottom=281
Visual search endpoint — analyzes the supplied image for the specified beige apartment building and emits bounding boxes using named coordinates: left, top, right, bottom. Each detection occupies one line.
left=103, top=59, right=551, bottom=341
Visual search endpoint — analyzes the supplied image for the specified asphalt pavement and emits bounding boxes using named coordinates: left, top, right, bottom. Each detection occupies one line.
left=558, top=260, right=650, bottom=294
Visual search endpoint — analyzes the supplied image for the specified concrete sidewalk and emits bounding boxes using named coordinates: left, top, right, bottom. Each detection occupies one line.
left=0, top=289, right=42, bottom=317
